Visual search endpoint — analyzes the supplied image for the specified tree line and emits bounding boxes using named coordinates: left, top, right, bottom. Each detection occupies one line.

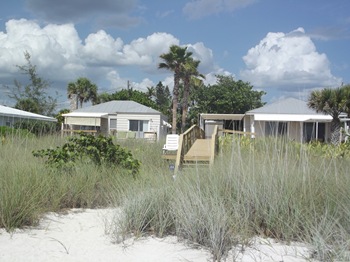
left=8, top=48, right=349, bottom=139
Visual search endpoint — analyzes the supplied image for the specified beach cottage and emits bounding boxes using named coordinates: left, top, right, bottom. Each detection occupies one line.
left=0, top=105, right=57, bottom=126
left=243, top=97, right=333, bottom=143
left=62, top=100, right=169, bottom=141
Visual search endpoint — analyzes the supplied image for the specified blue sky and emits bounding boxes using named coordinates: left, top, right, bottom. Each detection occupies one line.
left=0, top=0, right=349, bottom=111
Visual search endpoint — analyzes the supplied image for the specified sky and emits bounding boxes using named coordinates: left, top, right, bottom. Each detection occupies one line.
left=0, top=0, right=349, bottom=111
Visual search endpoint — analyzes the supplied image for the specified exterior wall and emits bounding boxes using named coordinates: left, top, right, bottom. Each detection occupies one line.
left=158, top=114, right=169, bottom=140
left=100, top=118, right=109, bottom=135
left=0, top=115, right=13, bottom=126
left=288, top=122, right=302, bottom=142
left=62, top=113, right=167, bottom=141
left=65, top=117, right=101, bottom=126
left=116, top=114, right=158, bottom=131
left=245, top=118, right=331, bottom=143
left=254, top=121, right=265, bottom=137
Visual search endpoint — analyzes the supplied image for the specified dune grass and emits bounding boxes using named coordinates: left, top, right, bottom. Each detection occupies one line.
left=0, top=134, right=134, bottom=230
left=1, top=133, right=350, bottom=261
left=113, top=136, right=350, bottom=261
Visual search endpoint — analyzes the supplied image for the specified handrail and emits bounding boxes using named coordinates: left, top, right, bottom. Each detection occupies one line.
left=221, top=129, right=255, bottom=136
left=210, top=125, right=219, bottom=165
left=175, top=125, right=205, bottom=173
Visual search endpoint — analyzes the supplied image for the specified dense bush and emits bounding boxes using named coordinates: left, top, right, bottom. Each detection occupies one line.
left=33, top=133, right=140, bottom=175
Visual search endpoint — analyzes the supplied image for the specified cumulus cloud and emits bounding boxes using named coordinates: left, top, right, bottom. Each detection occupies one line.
left=0, top=19, right=222, bottom=107
left=0, top=19, right=182, bottom=81
left=120, top=33, right=179, bottom=68
left=240, top=27, right=342, bottom=91
left=183, top=0, right=256, bottom=19
left=186, top=42, right=216, bottom=74
left=25, top=0, right=139, bottom=28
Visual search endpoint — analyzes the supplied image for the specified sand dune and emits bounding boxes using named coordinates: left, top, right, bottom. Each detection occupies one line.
left=0, top=208, right=315, bottom=262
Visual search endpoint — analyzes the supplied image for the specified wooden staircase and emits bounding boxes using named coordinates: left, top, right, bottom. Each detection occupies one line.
left=174, top=125, right=219, bottom=173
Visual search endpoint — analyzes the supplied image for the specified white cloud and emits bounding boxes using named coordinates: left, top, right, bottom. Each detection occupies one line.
left=186, top=42, right=216, bottom=74
left=240, top=27, right=342, bottom=90
left=0, top=18, right=230, bottom=108
left=183, top=0, right=256, bottom=19
left=0, top=19, right=183, bottom=84
left=204, top=70, right=233, bottom=85
left=121, top=32, right=179, bottom=68
left=0, top=19, right=83, bottom=79
left=82, top=30, right=124, bottom=65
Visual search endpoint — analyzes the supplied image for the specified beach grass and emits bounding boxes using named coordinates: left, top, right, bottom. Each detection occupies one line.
left=114, top=135, right=350, bottom=261
left=1, top=133, right=350, bottom=261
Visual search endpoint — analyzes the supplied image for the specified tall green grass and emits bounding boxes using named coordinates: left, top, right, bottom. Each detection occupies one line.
left=2, top=133, right=350, bottom=260
left=0, top=135, right=134, bottom=231
left=113, top=136, right=350, bottom=261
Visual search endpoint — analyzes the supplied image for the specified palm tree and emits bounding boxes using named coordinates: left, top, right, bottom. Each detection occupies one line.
left=146, top=86, right=155, bottom=100
left=159, top=45, right=193, bottom=134
left=67, top=77, right=98, bottom=109
left=308, top=87, right=346, bottom=145
left=181, top=58, right=205, bottom=132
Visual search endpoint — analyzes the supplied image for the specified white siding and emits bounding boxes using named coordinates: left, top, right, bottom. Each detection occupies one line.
left=116, top=114, right=160, bottom=132
left=65, top=117, right=101, bottom=126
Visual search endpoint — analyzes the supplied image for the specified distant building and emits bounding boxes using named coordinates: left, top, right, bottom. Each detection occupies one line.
left=62, top=100, right=169, bottom=141
left=0, top=105, right=57, bottom=127
left=243, top=97, right=332, bottom=143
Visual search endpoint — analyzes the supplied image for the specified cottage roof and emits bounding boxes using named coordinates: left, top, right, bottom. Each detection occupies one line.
left=0, top=105, right=57, bottom=122
left=72, top=100, right=160, bottom=114
left=247, top=97, right=324, bottom=115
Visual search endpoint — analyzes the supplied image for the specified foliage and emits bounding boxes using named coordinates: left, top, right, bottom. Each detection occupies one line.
left=33, top=133, right=140, bottom=175
left=8, top=51, right=57, bottom=116
left=306, top=140, right=350, bottom=158
left=0, top=126, right=34, bottom=139
left=67, top=77, right=98, bottom=109
left=0, top=134, right=135, bottom=230
left=308, top=87, right=346, bottom=145
left=181, top=57, right=204, bottom=132
left=155, top=81, right=172, bottom=117
left=13, top=120, right=57, bottom=136
left=54, top=108, right=71, bottom=126
left=114, top=136, right=350, bottom=260
left=191, top=75, right=265, bottom=116
left=96, top=88, right=158, bottom=110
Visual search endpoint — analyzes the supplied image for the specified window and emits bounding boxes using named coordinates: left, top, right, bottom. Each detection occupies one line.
left=303, top=122, right=325, bottom=142
left=265, top=122, right=287, bottom=136
left=129, top=120, right=149, bottom=138
left=110, top=119, right=117, bottom=129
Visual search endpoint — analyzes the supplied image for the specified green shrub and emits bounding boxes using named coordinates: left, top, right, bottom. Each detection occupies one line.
left=33, top=133, right=141, bottom=175
left=0, top=134, right=135, bottom=231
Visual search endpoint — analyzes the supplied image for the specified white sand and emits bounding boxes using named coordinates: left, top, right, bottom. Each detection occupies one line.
left=0, top=208, right=316, bottom=262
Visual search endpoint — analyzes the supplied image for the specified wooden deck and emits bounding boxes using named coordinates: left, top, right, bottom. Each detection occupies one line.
left=184, top=139, right=211, bottom=162
left=162, top=125, right=219, bottom=173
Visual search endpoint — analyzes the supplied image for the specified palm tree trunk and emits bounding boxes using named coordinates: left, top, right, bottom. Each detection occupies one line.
left=181, top=78, right=190, bottom=133
left=172, top=75, right=180, bottom=134
left=330, top=119, right=341, bottom=145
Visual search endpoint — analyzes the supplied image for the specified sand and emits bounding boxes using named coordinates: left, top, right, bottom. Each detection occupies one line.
left=0, top=208, right=316, bottom=262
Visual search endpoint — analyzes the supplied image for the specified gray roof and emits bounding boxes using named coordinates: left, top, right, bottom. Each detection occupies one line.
left=74, top=100, right=161, bottom=114
left=247, top=97, right=322, bottom=115
left=0, top=105, right=57, bottom=122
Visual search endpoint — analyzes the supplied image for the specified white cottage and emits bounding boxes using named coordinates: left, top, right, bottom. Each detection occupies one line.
left=62, top=100, right=169, bottom=141
left=243, top=98, right=333, bottom=143
left=0, top=105, right=57, bottom=127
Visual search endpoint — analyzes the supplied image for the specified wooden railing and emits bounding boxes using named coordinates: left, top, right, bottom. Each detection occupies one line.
left=174, top=125, right=205, bottom=173
left=210, top=125, right=219, bottom=165
left=221, top=129, right=255, bottom=136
